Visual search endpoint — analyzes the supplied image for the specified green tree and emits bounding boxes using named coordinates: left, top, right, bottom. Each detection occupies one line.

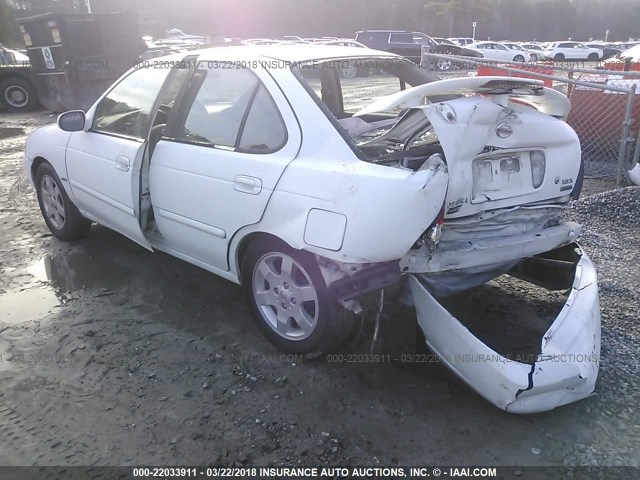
left=424, top=0, right=494, bottom=38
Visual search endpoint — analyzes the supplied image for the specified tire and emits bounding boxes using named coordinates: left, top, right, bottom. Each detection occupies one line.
left=513, top=55, right=525, bottom=62
left=436, top=58, right=453, bottom=71
left=35, top=162, right=91, bottom=241
left=530, top=53, right=538, bottom=62
left=554, top=53, right=565, bottom=61
left=341, top=64, right=358, bottom=78
left=241, top=238, right=353, bottom=355
left=0, top=77, right=38, bottom=112
left=587, top=53, right=598, bottom=61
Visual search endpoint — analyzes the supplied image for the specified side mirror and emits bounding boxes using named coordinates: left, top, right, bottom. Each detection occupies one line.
left=57, top=110, right=86, bottom=132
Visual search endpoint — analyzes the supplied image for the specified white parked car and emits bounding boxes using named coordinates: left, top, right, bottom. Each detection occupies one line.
left=543, top=42, right=603, bottom=61
left=24, top=45, right=600, bottom=413
left=467, top=41, right=531, bottom=62
left=605, top=43, right=640, bottom=65
left=502, top=42, right=540, bottom=61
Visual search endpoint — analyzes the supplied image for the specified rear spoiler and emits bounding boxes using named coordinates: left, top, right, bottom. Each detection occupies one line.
left=354, top=76, right=571, bottom=118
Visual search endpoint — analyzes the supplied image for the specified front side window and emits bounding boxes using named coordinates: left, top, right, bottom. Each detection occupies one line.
left=178, top=66, right=286, bottom=153
left=179, top=68, right=258, bottom=148
left=93, top=67, right=170, bottom=139
left=389, top=33, right=414, bottom=44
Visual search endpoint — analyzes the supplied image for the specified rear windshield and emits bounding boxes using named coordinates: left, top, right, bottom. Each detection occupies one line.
left=293, top=57, right=443, bottom=166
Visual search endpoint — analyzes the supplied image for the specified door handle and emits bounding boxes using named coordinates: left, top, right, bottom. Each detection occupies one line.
left=115, top=155, right=130, bottom=171
left=233, top=175, right=262, bottom=195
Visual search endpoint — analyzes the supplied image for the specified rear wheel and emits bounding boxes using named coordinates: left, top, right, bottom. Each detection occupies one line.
left=0, top=77, right=38, bottom=112
left=341, top=64, right=358, bottom=78
left=35, top=163, right=91, bottom=241
left=241, top=238, right=353, bottom=354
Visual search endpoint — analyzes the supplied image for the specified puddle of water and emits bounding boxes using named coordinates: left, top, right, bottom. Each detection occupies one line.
left=28, top=254, right=127, bottom=293
left=0, top=127, right=25, bottom=140
left=0, top=287, right=60, bottom=324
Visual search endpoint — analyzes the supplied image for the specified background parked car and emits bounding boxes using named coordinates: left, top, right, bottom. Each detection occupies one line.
left=467, top=41, right=530, bottom=62
left=503, top=42, right=540, bottom=61
left=585, top=42, right=622, bottom=60
left=427, top=37, right=484, bottom=71
left=543, top=42, right=603, bottom=61
left=604, top=43, right=640, bottom=70
left=448, top=37, right=474, bottom=46
left=355, top=30, right=423, bottom=63
left=316, top=39, right=373, bottom=77
left=432, top=37, right=457, bottom=46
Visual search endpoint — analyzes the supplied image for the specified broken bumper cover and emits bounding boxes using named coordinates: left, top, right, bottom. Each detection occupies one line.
left=410, top=244, right=600, bottom=414
left=401, top=220, right=582, bottom=273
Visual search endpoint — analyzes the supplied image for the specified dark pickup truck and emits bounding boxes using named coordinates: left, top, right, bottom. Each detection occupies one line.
left=0, top=45, right=38, bottom=112
left=354, top=30, right=483, bottom=70
left=355, top=30, right=425, bottom=63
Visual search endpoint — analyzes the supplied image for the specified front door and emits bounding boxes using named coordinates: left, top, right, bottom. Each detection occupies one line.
left=65, top=66, right=170, bottom=248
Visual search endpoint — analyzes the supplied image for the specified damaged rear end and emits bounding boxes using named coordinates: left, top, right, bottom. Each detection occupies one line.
left=346, top=76, right=600, bottom=413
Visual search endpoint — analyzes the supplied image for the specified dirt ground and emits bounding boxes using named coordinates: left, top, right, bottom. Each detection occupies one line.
left=0, top=110, right=639, bottom=474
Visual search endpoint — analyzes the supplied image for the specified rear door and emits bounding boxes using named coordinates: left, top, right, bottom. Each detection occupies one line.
left=65, top=66, right=171, bottom=248
left=148, top=61, right=302, bottom=270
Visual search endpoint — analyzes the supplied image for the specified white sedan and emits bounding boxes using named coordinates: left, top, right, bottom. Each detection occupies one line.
left=466, top=41, right=530, bottom=62
left=24, top=45, right=600, bottom=413
left=543, top=42, right=603, bottom=61
left=502, top=42, right=540, bottom=61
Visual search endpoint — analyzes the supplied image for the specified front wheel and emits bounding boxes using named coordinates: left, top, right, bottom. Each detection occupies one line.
left=587, top=53, right=599, bottom=61
left=35, top=163, right=91, bottom=241
left=554, top=53, right=565, bottom=61
left=241, top=238, right=353, bottom=354
left=530, top=53, right=538, bottom=62
left=513, top=55, right=525, bottom=62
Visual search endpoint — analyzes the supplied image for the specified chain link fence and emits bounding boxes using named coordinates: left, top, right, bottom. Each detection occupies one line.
left=420, top=52, right=640, bottom=187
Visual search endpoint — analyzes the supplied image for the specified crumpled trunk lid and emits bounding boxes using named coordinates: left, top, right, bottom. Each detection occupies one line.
left=422, top=96, right=582, bottom=219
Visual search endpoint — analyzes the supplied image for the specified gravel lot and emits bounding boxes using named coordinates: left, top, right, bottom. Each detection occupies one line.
left=0, top=110, right=638, bottom=475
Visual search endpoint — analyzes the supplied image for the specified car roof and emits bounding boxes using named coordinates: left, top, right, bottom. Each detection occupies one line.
left=181, top=44, right=397, bottom=62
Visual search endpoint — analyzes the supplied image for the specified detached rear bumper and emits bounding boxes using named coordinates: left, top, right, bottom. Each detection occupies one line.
left=410, top=243, right=600, bottom=414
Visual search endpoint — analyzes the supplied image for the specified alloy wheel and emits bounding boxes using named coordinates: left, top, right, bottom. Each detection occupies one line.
left=252, top=252, right=319, bottom=341
left=40, top=175, right=66, bottom=230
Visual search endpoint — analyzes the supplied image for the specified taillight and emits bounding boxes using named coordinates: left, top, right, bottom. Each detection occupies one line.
left=530, top=150, right=546, bottom=188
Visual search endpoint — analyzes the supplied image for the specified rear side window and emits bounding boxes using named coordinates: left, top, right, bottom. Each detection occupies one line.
left=93, top=67, right=169, bottom=139
left=177, top=66, right=286, bottom=153
left=238, top=85, right=287, bottom=152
